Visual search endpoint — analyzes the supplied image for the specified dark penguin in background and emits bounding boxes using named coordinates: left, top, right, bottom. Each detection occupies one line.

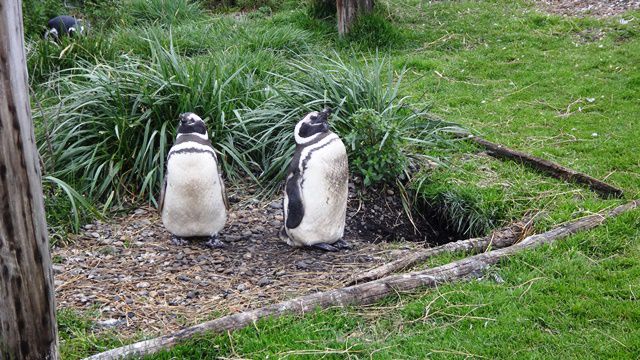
left=159, top=112, right=228, bottom=248
left=279, top=108, right=350, bottom=252
left=44, top=15, right=86, bottom=40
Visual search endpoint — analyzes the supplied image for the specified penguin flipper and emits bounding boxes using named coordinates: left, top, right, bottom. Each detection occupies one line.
left=285, top=175, right=304, bottom=229
left=158, top=177, right=167, bottom=215
left=218, top=168, right=229, bottom=211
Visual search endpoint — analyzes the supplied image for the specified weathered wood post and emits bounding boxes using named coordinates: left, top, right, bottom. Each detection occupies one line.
left=0, top=1, right=60, bottom=359
left=337, top=0, right=374, bottom=35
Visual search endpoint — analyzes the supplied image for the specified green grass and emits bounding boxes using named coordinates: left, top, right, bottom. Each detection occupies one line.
left=40, top=0, right=640, bottom=358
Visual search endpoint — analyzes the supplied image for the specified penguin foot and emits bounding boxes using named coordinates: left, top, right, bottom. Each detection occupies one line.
left=278, top=227, right=289, bottom=242
left=333, top=239, right=352, bottom=250
left=170, top=235, right=189, bottom=246
left=312, top=242, right=339, bottom=252
left=205, top=235, right=225, bottom=249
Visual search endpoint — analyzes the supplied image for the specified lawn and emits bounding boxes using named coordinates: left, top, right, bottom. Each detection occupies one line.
left=26, top=0, right=640, bottom=358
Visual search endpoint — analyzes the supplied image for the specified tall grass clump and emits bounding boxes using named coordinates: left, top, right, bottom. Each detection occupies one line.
left=239, top=53, right=460, bottom=191
left=36, top=40, right=269, bottom=207
left=27, top=35, right=122, bottom=85
left=127, top=0, right=204, bottom=26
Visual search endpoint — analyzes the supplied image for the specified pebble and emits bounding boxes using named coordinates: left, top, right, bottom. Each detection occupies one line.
left=243, top=252, right=252, bottom=260
left=177, top=275, right=191, bottom=282
left=257, top=277, right=272, bottom=287
left=295, top=260, right=309, bottom=270
left=186, top=291, right=199, bottom=299
left=95, top=318, right=123, bottom=328
left=236, top=283, right=247, bottom=292
left=136, top=282, right=150, bottom=288
left=241, top=230, right=252, bottom=238
left=52, top=264, right=65, bottom=274
left=269, top=201, right=283, bottom=209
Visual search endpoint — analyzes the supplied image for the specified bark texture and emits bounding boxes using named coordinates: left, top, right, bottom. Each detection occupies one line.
left=467, top=135, right=623, bottom=198
left=0, top=1, right=59, bottom=359
left=348, top=217, right=535, bottom=285
left=337, top=0, right=374, bottom=35
left=83, top=200, right=638, bottom=360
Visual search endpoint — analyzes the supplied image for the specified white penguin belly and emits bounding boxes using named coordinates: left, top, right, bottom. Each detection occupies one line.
left=162, top=153, right=227, bottom=237
left=287, top=141, right=348, bottom=246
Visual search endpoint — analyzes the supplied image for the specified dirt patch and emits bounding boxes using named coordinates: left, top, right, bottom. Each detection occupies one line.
left=53, top=184, right=448, bottom=336
left=535, top=0, right=640, bottom=18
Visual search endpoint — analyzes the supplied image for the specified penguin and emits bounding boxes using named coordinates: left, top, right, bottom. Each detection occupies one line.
left=279, top=108, right=350, bottom=252
left=44, top=15, right=86, bottom=41
left=159, top=112, right=228, bottom=248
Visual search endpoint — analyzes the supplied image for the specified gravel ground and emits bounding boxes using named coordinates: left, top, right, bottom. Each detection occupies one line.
left=53, top=182, right=441, bottom=336
left=535, top=0, right=640, bottom=17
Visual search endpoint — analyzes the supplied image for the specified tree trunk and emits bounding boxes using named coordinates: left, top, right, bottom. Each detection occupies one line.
left=0, top=1, right=59, bottom=359
left=82, top=200, right=638, bottom=360
left=337, top=0, right=374, bottom=35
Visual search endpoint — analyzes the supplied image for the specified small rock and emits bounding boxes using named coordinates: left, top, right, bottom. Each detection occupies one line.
left=125, top=298, right=134, bottom=305
left=177, top=275, right=190, bottom=282
left=241, top=230, right=252, bottom=238
left=295, top=260, right=309, bottom=270
left=257, top=277, right=272, bottom=287
left=236, top=283, right=247, bottom=292
left=52, top=264, right=65, bottom=274
left=225, top=235, right=242, bottom=242
left=269, top=201, right=283, bottom=209
left=95, top=319, right=123, bottom=328
left=186, top=291, right=199, bottom=299
left=90, top=232, right=100, bottom=239
left=134, top=209, right=146, bottom=215
left=275, top=270, right=286, bottom=277
left=243, top=252, right=252, bottom=260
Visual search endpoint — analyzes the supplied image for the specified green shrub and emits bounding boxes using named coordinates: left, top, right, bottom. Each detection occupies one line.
left=239, top=53, right=459, bottom=192
left=345, top=109, right=407, bottom=186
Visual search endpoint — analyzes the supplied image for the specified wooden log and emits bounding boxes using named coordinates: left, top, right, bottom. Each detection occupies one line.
left=337, top=0, right=374, bottom=35
left=83, top=200, right=639, bottom=360
left=348, top=217, right=535, bottom=285
left=466, top=135, right=623, bottom=198
left=0, top=1, right=60, bottom=359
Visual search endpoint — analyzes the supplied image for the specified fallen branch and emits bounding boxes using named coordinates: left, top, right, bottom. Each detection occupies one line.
left=348, top=217, right=535, bottom=285
left=466, top=135, right=623, bottom=198
left=84, top=200, right=639, bottom=360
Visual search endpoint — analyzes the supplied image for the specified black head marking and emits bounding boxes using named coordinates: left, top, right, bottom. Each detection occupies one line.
left=298, top=122, right=329, bottom=138
left=177, top=112, right=207, bottom=135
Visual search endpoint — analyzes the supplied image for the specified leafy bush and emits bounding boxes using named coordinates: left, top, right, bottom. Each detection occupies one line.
left=345, top=109, right=406, bottom=186
left=239, top=53, right=459, bottom=192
